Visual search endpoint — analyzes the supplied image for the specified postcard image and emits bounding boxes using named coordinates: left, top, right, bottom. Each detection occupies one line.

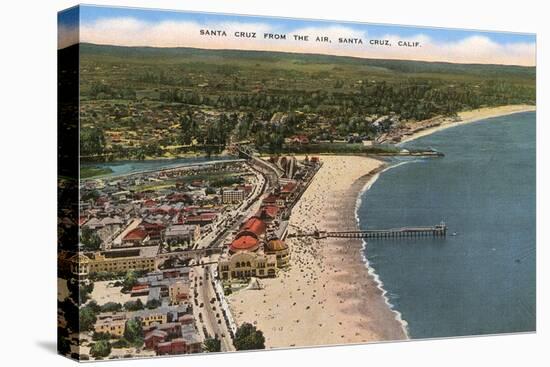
left=57, top=4, right=536, bottom=361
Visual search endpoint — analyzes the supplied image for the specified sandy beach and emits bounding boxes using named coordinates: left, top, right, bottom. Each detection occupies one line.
left=399, top=104, right=535, bottom=144
left=227, top=104, right=535, bottom=349
left=228, top=156, right=407, bottom=348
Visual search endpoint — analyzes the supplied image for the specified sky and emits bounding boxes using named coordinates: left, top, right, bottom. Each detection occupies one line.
left=58, top=4, right=536, bottom=66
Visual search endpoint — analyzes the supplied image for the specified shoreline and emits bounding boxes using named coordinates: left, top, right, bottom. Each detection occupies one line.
left=351, top=106, right=536, bottom=340
left=226, top=105, right=537, bottom=347
left=398, top=104, right=535, bottom=145
left=228, top=156, right=408, bottom=348
left=354, top=163, right=412, bottom=338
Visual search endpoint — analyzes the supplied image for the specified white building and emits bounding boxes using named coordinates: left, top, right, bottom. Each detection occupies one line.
left=164, top=224, right=201, bottom=245
left=222, top=189, right=245, bottom=204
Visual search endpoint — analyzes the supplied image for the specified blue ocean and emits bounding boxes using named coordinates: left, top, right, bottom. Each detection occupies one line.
left=358, top=111, right=536, bottom=338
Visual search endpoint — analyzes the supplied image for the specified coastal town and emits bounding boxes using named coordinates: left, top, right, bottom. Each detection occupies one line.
left=56, top=12, right=536, bottom=360
left=58, top=103, right=537, bottom=360
left=58, top=148, right=322, bottom=359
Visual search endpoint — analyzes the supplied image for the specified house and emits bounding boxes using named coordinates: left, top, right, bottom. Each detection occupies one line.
left=122, top=228, right=150, bottom=246
left=130, top=284, right=149, bottom=297
left=141, top=221, right=166, bottom=243
left=84, top=217, right=103, bottom=230
left=256, top=205, right=279, bottom=222
left=144, top=330, right=168, bottom=350
left=155, top=332, right=202, bottom=355
left=184, top=213, right=217, bottom=226
left=133, top=309, right=168, bottom=327
left=178, top=314, right=194, bottom=326
left=100, top=216, right=124, bottom=227
left=169, top=280, right=190, bottom=305
left=280, top=181, right=298, bottom=201
left=164, top=224, right=200, bottom=245
left=94, top=313, right=126, bottom=337
left=112, top=191, right=131, bottom=202
left=262, top=193, right=285, bottom=208
left=166, top=193, right=192, bottom=204
left=156, top=322, right=182, bottom=338
left=288, top=135, right=309, bottom=144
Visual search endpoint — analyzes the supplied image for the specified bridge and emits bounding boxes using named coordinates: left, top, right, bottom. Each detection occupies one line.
left=288, top=223, right=447, bottom=240
left=232, top=145, right=283, bottom=185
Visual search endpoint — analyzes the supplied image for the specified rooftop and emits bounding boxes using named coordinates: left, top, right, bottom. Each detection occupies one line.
left=265, top=239, right=288, bottom=252
left=123, top=228, right=148, bottom=241
left=239, top=217, right=266, bottom=237
left=230, top=235, right=259, bottom=253
left=165, top=225, right=197, bottom=236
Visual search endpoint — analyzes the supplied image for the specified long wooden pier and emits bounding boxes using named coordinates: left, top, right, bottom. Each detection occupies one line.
left=288, top=223, right=447, bottom=240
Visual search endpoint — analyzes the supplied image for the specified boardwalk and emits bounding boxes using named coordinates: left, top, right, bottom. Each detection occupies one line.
left=289, top=223, right=447, bottom=240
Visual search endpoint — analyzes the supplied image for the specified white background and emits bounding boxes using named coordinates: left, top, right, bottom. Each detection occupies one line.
left=0, top=0, right=547, bottom=365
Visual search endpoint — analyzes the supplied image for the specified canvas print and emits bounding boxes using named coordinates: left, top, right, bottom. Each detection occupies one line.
left=57, top=5, right=536, bottom=361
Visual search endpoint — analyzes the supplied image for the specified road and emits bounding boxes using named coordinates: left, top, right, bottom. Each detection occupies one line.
left=193, top=162, right=267, bottom=251
left=192, top=264, right=234, bottom=352
left=190, top=152, right=281, bottom=352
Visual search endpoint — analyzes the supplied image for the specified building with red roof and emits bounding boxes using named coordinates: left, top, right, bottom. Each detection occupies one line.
left=262, top=193, right=279, bottom=205
left=256, top=205, right=279, bottom=222
left=143, top=199, right=156, bottom=208
left=262, top=193, right=285, bottom=208
left=122, top=228, right=149, bottom=246
left=144, top=330, right=168, bottom=350
left=229, top=235, right=259, bottom=253
left=166, top=193, right=192, bottom=204
left=141, top=221, right=166, bottom=242
left=239, top=217, right=266, bottom=237
left=184, top=213, right=217, bottom=226
left=281, top=181, right=297, bottom=194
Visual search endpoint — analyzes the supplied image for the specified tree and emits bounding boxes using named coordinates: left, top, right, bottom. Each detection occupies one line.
left=79, top=306, right=97, bottom=332
left=121, top=270, right=138, bottom=292
left=80, top=227, right=102, bottom=252
left=233, top=323, right=265, bottom=350
left=100, top=302, right=122, bottom=313
left=203, top=337, right=221, bottom=353
left=123, top=318, right=144, bottom=347
left=86, top=300, right=101, bottom=313
left=92, top=332, right=112, bottom=341
left=80, top=128, right=106, bottom=157
left=179, top=111, right=194, bottom=145
left=90, top=340, right=111, bottom=358
left=111, top=339, right=130, bottom=349
left=145, top=299, right=161, bottom=309
left=123, top=298, right=144, bottom=311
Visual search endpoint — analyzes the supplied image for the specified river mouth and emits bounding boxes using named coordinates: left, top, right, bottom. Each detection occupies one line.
left=80, top=156, right=241, bottom=178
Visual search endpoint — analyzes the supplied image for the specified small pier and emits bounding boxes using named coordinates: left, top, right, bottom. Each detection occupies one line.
left=289, top=223, right=447, bottom=240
